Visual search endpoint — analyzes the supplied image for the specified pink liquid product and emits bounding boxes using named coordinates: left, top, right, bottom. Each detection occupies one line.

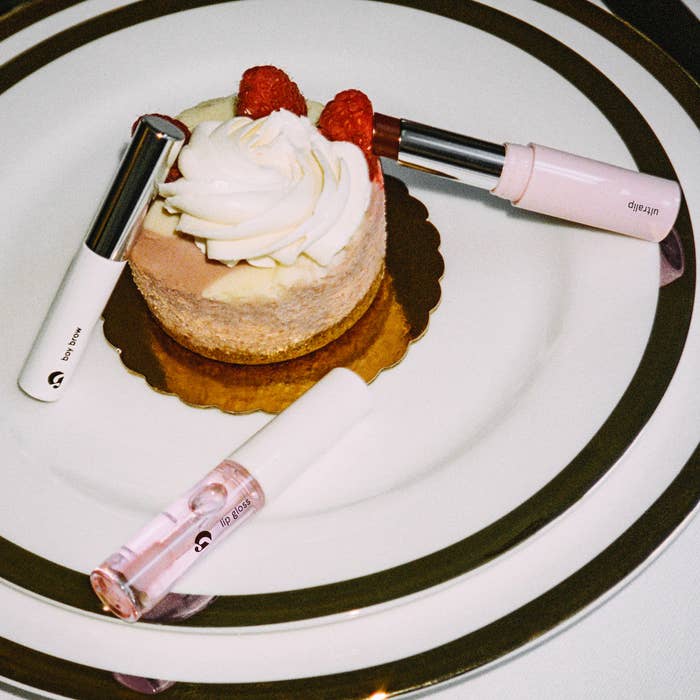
left=91, top=461, right=264, bottom=622
left=91, top=368, right=371, bottom=622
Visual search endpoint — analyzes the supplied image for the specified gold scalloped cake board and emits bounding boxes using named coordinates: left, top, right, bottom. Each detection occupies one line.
left=102, top=176, right=443, bottom=413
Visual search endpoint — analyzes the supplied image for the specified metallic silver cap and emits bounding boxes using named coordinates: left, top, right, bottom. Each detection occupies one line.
left=84, top=115, right=185, bottom=260
left=398, top=119, right=505, bottom=190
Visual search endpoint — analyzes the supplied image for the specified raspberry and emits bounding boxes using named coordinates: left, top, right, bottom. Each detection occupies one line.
left=131, top=114, right=191, bottom=182
left=235, top=66, right=307, bottom=119
left=317, top=89, right=381, bottom=181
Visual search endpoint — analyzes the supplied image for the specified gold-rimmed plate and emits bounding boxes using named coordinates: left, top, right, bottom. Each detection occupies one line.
left=0, top=0, right=697, bottom=697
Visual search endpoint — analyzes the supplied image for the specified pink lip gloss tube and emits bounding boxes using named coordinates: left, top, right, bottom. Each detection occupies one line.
left=373, top=114, right=681, bottom=242
left=90, top=368, right=371, bottom=622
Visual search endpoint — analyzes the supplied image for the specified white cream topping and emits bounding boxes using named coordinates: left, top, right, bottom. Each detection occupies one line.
left=158, top=110, right=371, bottom=267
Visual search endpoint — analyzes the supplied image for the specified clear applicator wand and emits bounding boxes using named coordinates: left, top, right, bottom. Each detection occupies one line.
left=373, top=114, right=682, bottom=242
left=18, top=116, right=185, bottom=402
left=91, top=368, right=371, bottom=623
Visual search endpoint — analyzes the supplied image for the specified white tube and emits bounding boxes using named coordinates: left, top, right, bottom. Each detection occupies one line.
left=18, top=243, right=125, bottom=402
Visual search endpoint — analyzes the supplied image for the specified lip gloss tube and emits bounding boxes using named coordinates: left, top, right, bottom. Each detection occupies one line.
left=90, top=368, right=371, bottom=622
left=373, top=114, right=681, bottom=242
left=18, top=116, right=185, bottom=402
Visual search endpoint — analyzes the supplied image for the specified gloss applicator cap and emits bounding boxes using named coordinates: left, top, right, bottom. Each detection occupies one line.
left=91, top=368, right=372, bottom=622
left=18, top=116, right=185, bottom=402
left=233, top=367, right=373, bottom=500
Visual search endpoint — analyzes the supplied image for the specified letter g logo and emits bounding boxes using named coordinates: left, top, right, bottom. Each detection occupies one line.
left=194, top=530, right=212, bottom=552
left=48, top=371, right=65, bottom=389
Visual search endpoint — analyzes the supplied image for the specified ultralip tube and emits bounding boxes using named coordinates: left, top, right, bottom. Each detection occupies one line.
left=373, top=114, right=682, bottom=242
left=90, top=368, right=371, bottom=622
left=18, top=116, right=185, bottom=402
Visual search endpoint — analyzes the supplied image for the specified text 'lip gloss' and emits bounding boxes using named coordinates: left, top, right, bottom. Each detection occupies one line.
left=90, top=368, right=371, bottom=622
left=373, top=113, right=682, bottom=242
left=18, top=116, right=185, bottom=402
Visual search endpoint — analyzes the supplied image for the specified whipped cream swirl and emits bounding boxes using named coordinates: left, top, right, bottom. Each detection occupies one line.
left=158, top=110, right=371, bottom=267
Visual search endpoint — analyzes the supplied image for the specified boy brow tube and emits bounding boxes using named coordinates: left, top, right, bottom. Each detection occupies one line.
left=18, top=116, right=185, bottom=401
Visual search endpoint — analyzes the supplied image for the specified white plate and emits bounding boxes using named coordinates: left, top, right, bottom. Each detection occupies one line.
left=0, top=0, right=698, bottom=697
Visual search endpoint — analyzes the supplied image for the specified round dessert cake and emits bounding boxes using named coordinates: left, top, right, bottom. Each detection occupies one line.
left=128, top=67, right=386, bottom=364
